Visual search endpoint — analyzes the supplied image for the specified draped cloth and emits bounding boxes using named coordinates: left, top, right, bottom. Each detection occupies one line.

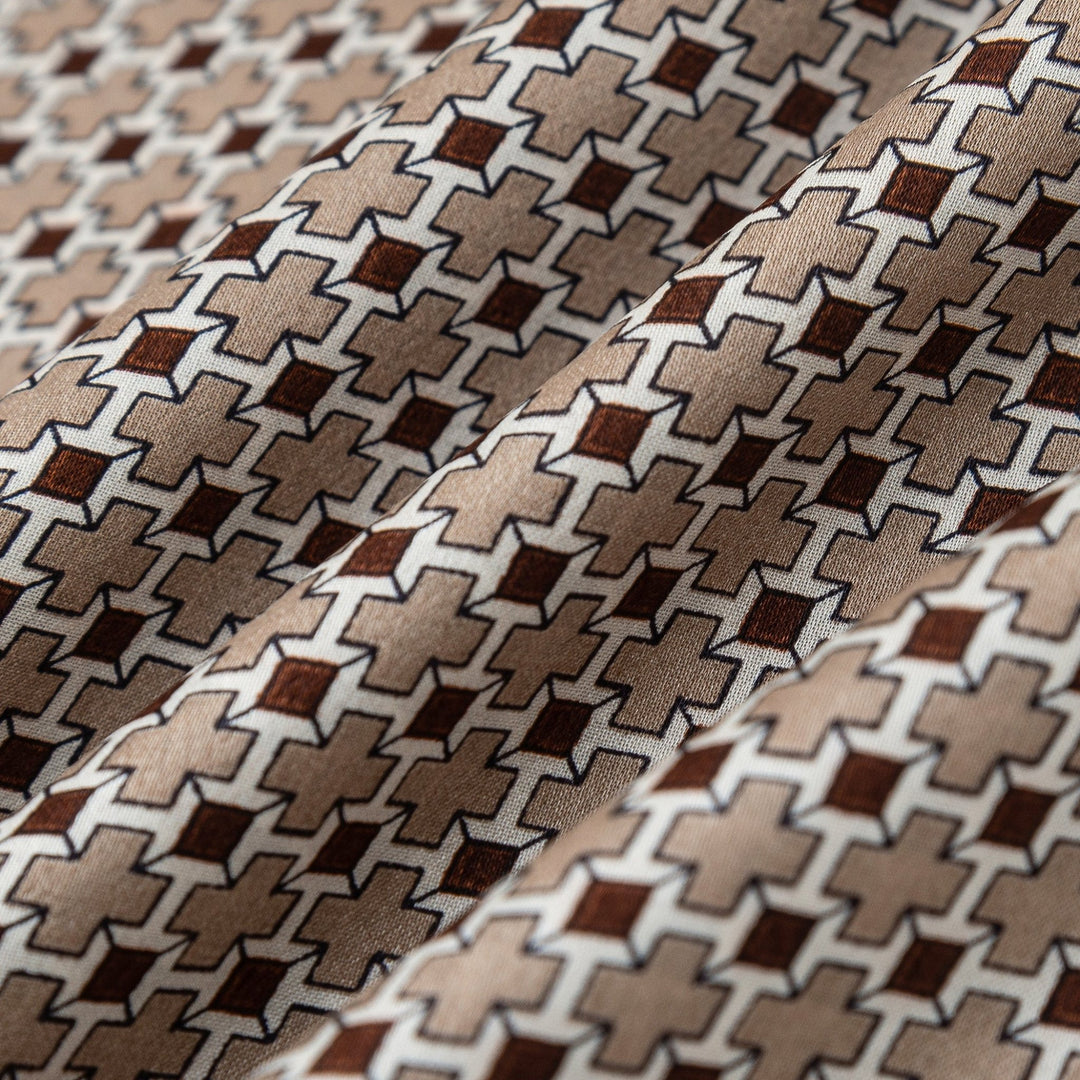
left=3, top=0, right=1080, bottom=1077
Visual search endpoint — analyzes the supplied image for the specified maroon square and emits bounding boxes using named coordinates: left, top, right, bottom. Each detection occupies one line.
left=652, top=39, right=719, bottom=93
left=73, top=609, right=144, bottom=664
left=406, top=686, right=478, bottom=739
left=340, top=528, right=413, bottom=576
left=568, top=159, right=634, bottom=213
left=442, top=839, right=518, bottom=896
left=475, top=279, right=545, bottom=332
left=772, top=83, right=836, bottom=136
left=514, top=9, right=582, bottom=48
left=739, top=590, right=812, bottom=649
left=384, top=397, right=455, bottom=450
left=825, top=752, right=904, bottom=815
left=521, top=699, right=593, bottom=756
left=435, top=116, right=507, bottom=169
left=879, top=163, right=953, bottom=219
left=263, top=360, right=335, bottom=415
left=169, top=484, right=242, bottom=539
left=902, top=608, right=982, bottom=663
left=351, top=238, right=425, bottom=293
left=31, top=442, right=109, bottom=501
left=496, top=546, right=570, bottom=604
left=574, top=404, right=650, bottom=463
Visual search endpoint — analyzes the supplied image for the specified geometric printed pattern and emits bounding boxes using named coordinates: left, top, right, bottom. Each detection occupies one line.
left=268, top=468, right=1080, bottom=1080
left=10, top=0, right=1080, bottom=1077
left=0, top=0, right=1003, bottom=815
left=0, top=0, right=496, bottom=389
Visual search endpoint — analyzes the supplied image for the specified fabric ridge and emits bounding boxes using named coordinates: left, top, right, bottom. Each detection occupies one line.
left=3, top=0, right=1080, bottom=1078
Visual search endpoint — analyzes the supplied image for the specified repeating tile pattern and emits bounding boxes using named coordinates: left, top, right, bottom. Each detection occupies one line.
left=267, top=466, right=1080, bottom=1080
left=10, top=0, right=1080, bottom=1076
left=0, top=0, right=495, bottom=390
left=0, top=0, right=1000, bottom=811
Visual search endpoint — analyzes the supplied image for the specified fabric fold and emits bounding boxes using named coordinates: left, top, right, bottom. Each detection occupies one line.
left=264, top=463, right=1080, bottom=1080
left=0, top=0, right=994, bottom=810
left=4, top=0, right=1080, bottom=1076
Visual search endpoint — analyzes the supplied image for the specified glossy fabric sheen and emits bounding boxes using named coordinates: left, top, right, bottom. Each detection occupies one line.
left=2, top=0, right=1080, bottom=1078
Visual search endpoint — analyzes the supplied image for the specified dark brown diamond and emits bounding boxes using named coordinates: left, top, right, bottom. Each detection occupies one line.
left=119, top=326, right=196, bottom=375
left=351, top=237, right=425, bottom=292
left=567, top=880, right=650, bottom=936
left=310, top=822, right=379, bottom=874
left=649, top=276, right=723, bottom=323
left=998, top=489, right=1062, bottom=533
left=99, top=133, right=146, bottom=162
left=614, top=566, right=681, bottom=619
left=574, top=404, right=650, bottom=463
left=488, top=1037, right=566, bottom=1080
left=772, top=82, right=836, bottom=136
left=384, top=397, right=455, bottom=450
left=737, top=909, right=815, bottom=968
left=413, top=23, right=465, bottom=52
left=826, top=752, right=904, bottom=815
left=311, top=1024, right=391, bottom=1074
left=496, top=546, right=570, bottom=604
left=210, top=958, right=289, bottom=1016
left=83, top=947, right=158, bottom=1003
left=568, top=159, right=634, bottom=213
left=1009, top=198, right=1076, bottom=250
left=1027, top=352, right=1080, bottom=412
left=142, top=216, right=197, bottom=250
left=960, top=487, right=1028, bottom=535
left=259, top=658, right=337, bottom=717
left=407, top=686, right=478, bottom=740
left=854, top=0, right=900, bottom=17
left=521, top=699, right=593, bottom=756
left=1045, top=970, right=1080, bottom=1027
left=879, top=162, right=953, bottom=219
left=32, top=447, right=110, bottom=502
left=819, top=453, right=888, bottom=512
left=435, top=116, right=507, bottom=169
left=711, top=434, right=777, bottom=487
left=887, top=938, right=963, bottom=996
left=981, top=787, right=1054, bottom=847
left=58, top=47, right=99, bottom=74
left=22, top=226, right=73, bottom=258
left=514, top=9, right=582, bottom=48
left=689, top=200, right=744, bottom=247
left=954, top=39, right=1027, bottom=86
left=220, top=125, right=268, bottom=154
left=263, top=360, right=335, bottom=416
left=296, top=519, right=361, bottom=567
left=442, top=839, right=518, bottom=896
left=665, top=1067, right=722, bottom=1080
left=16, top=788, right=90, bottom=834
left=340, top=528, right=413, bottom=576
left=291, top=32, right=340, bottom=60
left=908, top=323, right=978, bottom=378
left=169, top=484, right=241, bottom=539
left=0, top=140, right=25, bottom=166
left=800, top=296, right=872, bottom=356
left=74, top=609, right=144, bottom=664
left=902, top=608, right=982, bottom=663
left=175, top=802, right=253, bottom=862
left=0, top=735, right=53, bottom=791
left=173, top=41, right=218, bottom=69
left=739, top=590, right=812, bottom=649
left=209, top=220, right=275, bottom=260
left=656, top=743, right=730, bottom=790
left=475, top=279, right=545, bottom=331
left=652, top=39, right=719, bottom=93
